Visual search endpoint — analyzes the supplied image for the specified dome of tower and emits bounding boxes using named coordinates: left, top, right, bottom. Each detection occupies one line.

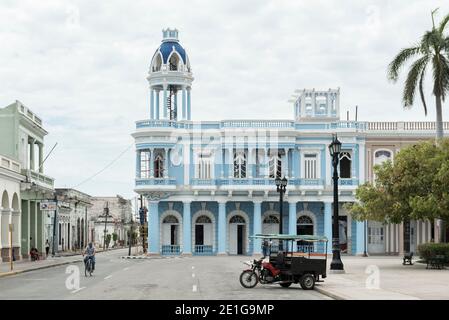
left=150, top=28, right=190, bottom=72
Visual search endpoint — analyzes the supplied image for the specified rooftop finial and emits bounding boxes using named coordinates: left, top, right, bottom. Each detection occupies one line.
left=162, top=28, right=179, bottom=42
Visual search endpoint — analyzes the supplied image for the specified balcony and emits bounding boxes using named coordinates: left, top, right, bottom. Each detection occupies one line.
left=22, top=169, right=54, bottom=190
left=135, top=178, right=177, bottom=190
left=161, top=245, right=181, bottom=255
left=298, top=179, right=325, bottom=186
left=194, top=245, right=214, bottom=255
left=0, top=155, right=21, bottom=174
left=339, top=178, right=359, bottom=186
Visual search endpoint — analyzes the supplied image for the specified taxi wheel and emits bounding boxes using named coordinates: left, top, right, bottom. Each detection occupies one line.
left=300, top=274, right=315, bottom=290
left=280, top=282, right=292, bottom=288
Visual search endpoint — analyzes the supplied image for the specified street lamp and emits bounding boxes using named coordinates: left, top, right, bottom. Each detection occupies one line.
left=275, top=176, right=288, bottom=251
left=103, top=202, right=111, bottom=251
left=328, top=134, right=345, bottom=272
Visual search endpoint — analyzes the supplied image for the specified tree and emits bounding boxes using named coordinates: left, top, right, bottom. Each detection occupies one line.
left=387, top=9, right=449, bottom=140
left=112, top=233, right=118, bottom=243
left=105, top=234, right=112, bottom=248
left=346, top=139, right=449, bottom=224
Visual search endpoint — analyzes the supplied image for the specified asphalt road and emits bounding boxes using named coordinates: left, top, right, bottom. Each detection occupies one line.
left=0, top=249, right=331, bottom=300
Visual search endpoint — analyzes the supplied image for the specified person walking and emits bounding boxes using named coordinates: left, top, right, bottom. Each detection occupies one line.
left=45, top=240, right=50, bottom=257
left=262, top=239, right=271, bottom=258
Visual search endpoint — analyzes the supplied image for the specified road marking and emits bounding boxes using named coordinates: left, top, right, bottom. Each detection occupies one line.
left=192, top=285, right=197, bottom=292
left=123, top=267, right=129, bottom=271
left=71, top=287, right=86, bottom=294
left=192, top=266, right=195, bottom=270
left=192, top=273, right=195, bottom=278
left=104, top=275, right=112, bottom=280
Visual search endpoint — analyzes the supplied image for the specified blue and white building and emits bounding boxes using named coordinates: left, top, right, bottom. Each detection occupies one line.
left=132, top=28, right=449, bottom=256
left=132, top=28, right=365, bottom=256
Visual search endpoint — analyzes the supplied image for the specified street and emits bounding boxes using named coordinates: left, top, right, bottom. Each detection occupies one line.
left=0, top=249, right=330, bottom=300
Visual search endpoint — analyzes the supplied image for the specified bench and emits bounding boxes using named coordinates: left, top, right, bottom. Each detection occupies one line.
left=403, top=252, right=413, bottom=265
left=426, top=255, right=446, bottom=270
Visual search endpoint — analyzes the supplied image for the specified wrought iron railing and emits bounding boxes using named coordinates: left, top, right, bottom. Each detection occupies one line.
left=194, top=245, right=213, bottom=255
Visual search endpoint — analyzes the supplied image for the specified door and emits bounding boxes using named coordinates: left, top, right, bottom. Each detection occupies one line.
left=195, top=225, right=204, bottom=245
left=229, top=224, right=238, bottom=254
left=171, top=225, right=178, bottom=245
left=237, top=225, right=244, bottom=255
left=368, top=221, right=385, bottom=254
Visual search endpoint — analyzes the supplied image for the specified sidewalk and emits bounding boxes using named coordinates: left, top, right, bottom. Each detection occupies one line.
left=316, top=256, right=449, bottom=300
left=0, top=247, right=126, bottom=278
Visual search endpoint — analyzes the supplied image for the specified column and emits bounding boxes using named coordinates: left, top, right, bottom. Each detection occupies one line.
left=324, top=202, right=332, bottom=253
left=30, top=201, right=36, bottom=249
left=149, top=148, right=154, bottom=178
left=220, top=149, right=225, bottom=178
left=355, top=220, right=364, bottom=255
left=327, top=93, right=332, bottom=117
left=253, top=201, right=262, bottom=254
left=0, top=208, right=11, bottom=261
left=21, top=200, right=30, bottom=257
left=38, top=143, right=44, bottom=173
left=155, top=90, right=160, bottom=119
left=385, top=224, right=390, bottom=254
left=228, top=148, right=233, bottom=178
left=288, top=202, right=296, bottom=235
left=218, top=202, right=226, bottom=255
left=182, top=86, right=186, bottom=120
left=163, top=85, right=168, bottom=119
left=182, top=201, right=191, bottom=254
left=164, top=148, right=169, bottom=178
left=29, top=139, right=35, bottom=170
left=284, top=148, right=289, bottom=178
left=12, top=209, right=21, bottom=260
left=37, top=203, right=44, bottom=253
left=148, top=201, right=159, bottom=254
left=150, top=89, right=155, bottom=119
left=136, top=150, right=141, bottom=178
left=187, top=87, right=191, bottom=120
left=264, top=148, right=269, bottom=178
left=248, top=148, right=253, bottom=178
left=311, top=90, right=316, bottom=116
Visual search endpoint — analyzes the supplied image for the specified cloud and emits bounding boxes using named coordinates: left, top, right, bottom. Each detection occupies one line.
left=1, top=0, right=448, bottom=198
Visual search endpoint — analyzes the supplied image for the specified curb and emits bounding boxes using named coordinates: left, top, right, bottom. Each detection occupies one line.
left=0, top=259, right=82, bottom=279
left=314, top=285, right=346, bottom=300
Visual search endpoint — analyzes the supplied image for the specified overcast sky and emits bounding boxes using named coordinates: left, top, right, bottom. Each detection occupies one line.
left=1, top=0, right=449, bottom=200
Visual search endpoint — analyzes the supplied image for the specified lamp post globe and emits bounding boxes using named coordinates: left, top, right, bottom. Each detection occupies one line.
left=329, top=134, right=345, bottom=272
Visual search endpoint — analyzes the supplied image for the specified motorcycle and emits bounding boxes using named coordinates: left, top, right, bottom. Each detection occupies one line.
left=239, top=258, right=293, bottom=289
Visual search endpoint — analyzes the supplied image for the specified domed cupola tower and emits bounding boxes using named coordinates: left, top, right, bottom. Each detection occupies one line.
left=148, top=28, right=193, bottom=121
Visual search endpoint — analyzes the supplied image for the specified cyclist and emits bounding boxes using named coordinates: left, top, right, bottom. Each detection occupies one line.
left=83, top=242, right=96, bottom=271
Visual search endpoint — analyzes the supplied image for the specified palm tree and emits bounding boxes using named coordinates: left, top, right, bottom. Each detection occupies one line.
left=388, top=9, right=449, bottom=140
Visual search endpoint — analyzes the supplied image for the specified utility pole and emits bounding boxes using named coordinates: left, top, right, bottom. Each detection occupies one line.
left=103, top=201, right=109, bottom=251
left=9, top=224, right=13, bottom=271
left=52, top=194, right=58, bottom=256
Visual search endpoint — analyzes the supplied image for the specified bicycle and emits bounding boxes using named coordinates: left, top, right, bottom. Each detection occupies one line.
left=84, top=256, right=94, bottom=277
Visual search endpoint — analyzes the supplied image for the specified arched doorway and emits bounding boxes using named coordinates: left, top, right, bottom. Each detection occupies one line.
left=229, top=215, right=246, bottom=255
left=161, top=215, right=181, bottom=254
left=297, top=215, right=314, bottom=252
left=194, top=215, right=214, bottom=254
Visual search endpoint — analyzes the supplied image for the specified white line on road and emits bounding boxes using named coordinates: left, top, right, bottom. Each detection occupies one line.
left=192, top=285, right=197, bottom=292
left=123, top=267, right=129, bottom=271
left=192, top=273, right=195, bottom=278
left=71, top=287, right=86, bottom=294
left=192, top=266, right=195, bottom=270
left=104, top=275, right=113, bottom=280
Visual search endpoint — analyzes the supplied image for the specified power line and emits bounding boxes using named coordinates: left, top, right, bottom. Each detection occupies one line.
left=71, top=142, right=134, bottom=189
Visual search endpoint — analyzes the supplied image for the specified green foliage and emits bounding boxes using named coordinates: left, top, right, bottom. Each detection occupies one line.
left=112, top=233, right=118, bottom=242
left=346, top=139, right=449, bottom=223
left=418, top=243, right=449, bottom=261
left=105, top=233, right=112, bottom=247
left=387, top=10, right=449, bottom=115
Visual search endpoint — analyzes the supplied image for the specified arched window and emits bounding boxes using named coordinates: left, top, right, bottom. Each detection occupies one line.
left=196, top=215, right=212, bottom=224
left=152, top=53, right=162, bottom=72
left=339, top=151, right=352, bottom=178
left=375, top=150, right=392, bottom=159
left=234, top=151, right=246, bottom=178
left=1, top=190, right=9, bottom=209
left=230, top=215, right=245, bottom=223
left=297, top=216, right=313, bottom=225
left=269, top=152, right=282, bottom=178
left=169, top=53, right=180, bottom=71
left=154, top=153, right=164, bottom=178
left=263, top=215, right=280, bottom=224
left=163, top=215, right=179, bottom=223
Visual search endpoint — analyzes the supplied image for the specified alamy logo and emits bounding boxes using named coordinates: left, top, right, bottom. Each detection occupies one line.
left=365, top=265, right=380, bottom=289
left=65, top=265, right=80, bottom=291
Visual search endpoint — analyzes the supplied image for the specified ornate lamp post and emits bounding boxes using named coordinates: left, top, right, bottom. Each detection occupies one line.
left=275, top=176, right=288, bottom=251
left=328, top=134, right=345, bottom=272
